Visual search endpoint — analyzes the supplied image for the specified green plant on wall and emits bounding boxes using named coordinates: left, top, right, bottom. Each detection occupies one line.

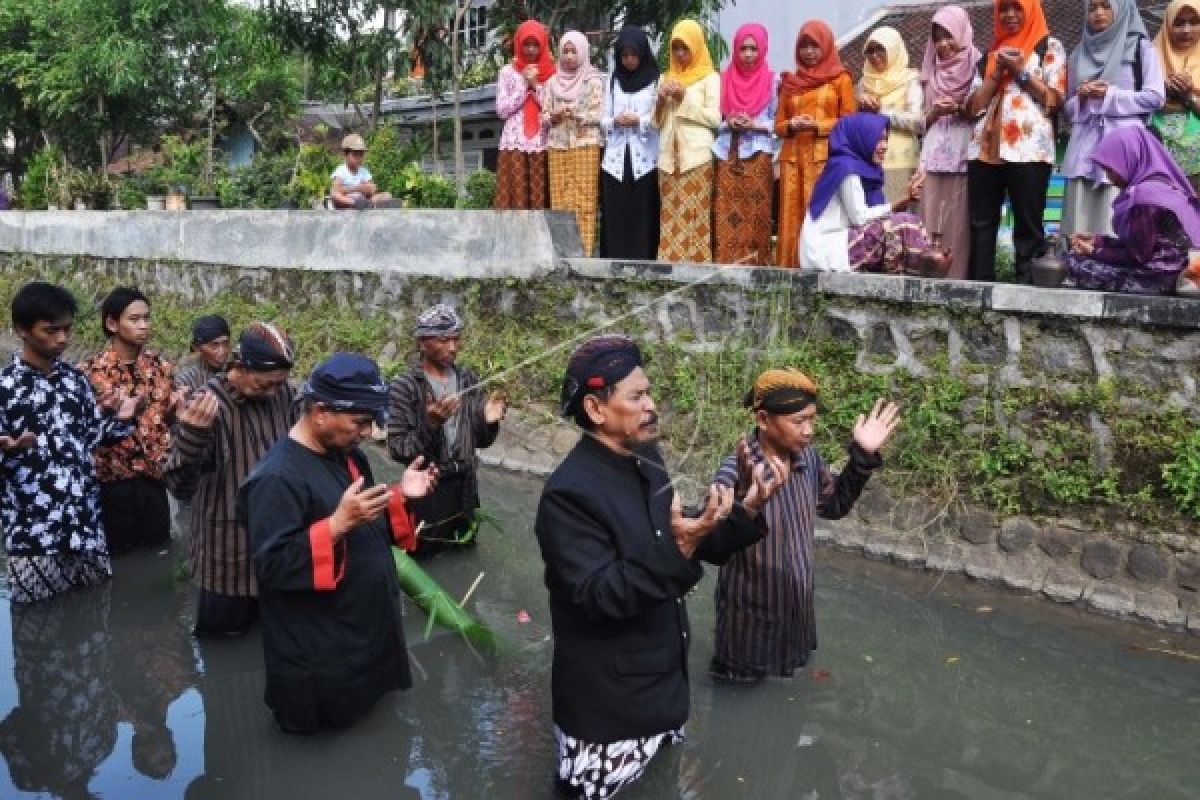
left=1163, top=431, right=1200, bottom=519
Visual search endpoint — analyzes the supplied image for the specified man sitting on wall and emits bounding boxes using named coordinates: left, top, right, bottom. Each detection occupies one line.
left=331, top=134, right=395, bottom=209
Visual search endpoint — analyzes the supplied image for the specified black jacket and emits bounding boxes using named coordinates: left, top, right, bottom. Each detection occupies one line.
left=535, top=434, right=765, bottom=743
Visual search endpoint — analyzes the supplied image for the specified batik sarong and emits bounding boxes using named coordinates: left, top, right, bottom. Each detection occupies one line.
left=847, top=211, right=932, bottom=274
left=555, top=724, right=684, bottom=799
left=713, top=150, right=774, bottom=266
left=549, top=146, right=602, bottom=256
left=494, top=149, right=549, bottom=210
left=5, top=551, right=112, bottom=605
left=657, top=162, right=714, bottom=263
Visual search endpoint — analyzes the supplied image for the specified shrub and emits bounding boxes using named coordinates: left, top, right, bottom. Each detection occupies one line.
left=1163, top=431, right=1200, bottom=519
left=460, top=169, right=496, bottom=209
left=18, top=145, right=64, bottom=209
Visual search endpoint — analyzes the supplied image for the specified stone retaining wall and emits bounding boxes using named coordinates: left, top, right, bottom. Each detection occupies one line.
left=480, top=410, right=1200, bottom=634
left=1, top=211, right=1197, bottom=634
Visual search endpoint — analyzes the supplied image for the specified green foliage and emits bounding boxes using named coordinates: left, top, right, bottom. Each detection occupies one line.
left=1163, top=431, right=1200, bottom=519
left=219, top=150, right=297, bottom=209
left=288, top=143, right=338, bottom=208
left=365, top=124, right=425, bottom=197
left=159, top=135, right=215, bottom=194
left=459, top=169, right=496, bottom=209
left=17, top=145, right=63, bottom=209
left=66, top=169, right=115, bottom=209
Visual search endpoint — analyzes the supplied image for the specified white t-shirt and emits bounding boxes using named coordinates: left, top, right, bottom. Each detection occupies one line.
left=331, top=164, right=373, bottom=198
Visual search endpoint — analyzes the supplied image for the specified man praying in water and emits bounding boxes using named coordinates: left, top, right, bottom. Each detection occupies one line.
left=710, top=368, right=900, bottom=684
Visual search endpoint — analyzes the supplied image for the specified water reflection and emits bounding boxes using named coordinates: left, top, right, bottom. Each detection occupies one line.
left=0, top=585, right=116, bottom=798
left=0, top=469, right=1197, bottom=799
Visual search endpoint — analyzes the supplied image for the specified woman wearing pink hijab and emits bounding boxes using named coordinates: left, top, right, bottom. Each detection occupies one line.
left=543, top=30, right=605, bottom=256
left=712, top=23, right=778, bottom=265
left=915, top=6, right=980, bottom=279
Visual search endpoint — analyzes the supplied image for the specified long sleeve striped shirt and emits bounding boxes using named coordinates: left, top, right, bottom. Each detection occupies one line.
left=163, top=374, right=294, bottom=597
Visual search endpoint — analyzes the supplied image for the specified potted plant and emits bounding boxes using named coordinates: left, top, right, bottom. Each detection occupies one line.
left=141, top=166, right=167, bottom=210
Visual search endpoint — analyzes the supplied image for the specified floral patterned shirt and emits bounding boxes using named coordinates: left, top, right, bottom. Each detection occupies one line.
left=0, top=355, right=132, bottom=555
left=80, top=348, right=175, bottom=482
left=968, top=37, right=1067, bottom=165
left=497, top=64, right=549, bottom=152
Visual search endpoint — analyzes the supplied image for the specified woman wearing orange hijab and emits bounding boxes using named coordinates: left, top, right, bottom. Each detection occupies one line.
left=774, top=21, right=856, bottom=267
left=494, top=20, right=556, bottom=210
left=963, top=0, right=1066, bottom=282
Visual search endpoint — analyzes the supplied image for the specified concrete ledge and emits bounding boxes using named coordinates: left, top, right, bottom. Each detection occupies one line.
left=0, top=209, right=583, bottom=278
left=564, top=258, right=1200, bottom=329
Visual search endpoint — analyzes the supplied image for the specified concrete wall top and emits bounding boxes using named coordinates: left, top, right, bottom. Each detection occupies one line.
left=566, top=259, right=1200, bottom=330
left=0, top=210, right=584, bottom=279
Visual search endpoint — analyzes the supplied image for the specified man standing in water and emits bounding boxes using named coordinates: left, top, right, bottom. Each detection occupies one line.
left=535, top=334, right=788, bottom=799
left=0, top=282, right=137, bottom=603
left=387, top=304, right=506, bottom=557
left=164, top=323, right=295, bottom=636
left=710, top=368, right=899, bottom=683
left=175, top=314, right=231, bottom=392
left=81, top=287, right=179, bottom=556
left=241, top=353, right=436, bottom=733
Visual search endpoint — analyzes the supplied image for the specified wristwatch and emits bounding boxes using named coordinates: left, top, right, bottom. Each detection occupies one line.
left=1016, top=69, right=1032, bottom=87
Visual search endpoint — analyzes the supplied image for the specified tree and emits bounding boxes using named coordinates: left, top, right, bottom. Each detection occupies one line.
left=0, top=0, right=301, bottom=184
left=0, top=0, right=226, bottom=171
left=489, top=0, right=730, bottom=56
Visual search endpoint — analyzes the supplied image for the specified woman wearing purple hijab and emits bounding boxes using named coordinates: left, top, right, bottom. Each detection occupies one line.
left=799, top=112, right=946, bottom=274
left=1066, top=125, right=1200, bottom=294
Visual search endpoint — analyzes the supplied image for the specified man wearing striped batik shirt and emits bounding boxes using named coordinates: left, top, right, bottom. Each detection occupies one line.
left=164, top=322, right=296, bottom=636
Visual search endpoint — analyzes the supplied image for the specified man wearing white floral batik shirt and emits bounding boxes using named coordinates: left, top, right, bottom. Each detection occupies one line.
left=0, top=282, right=138, bottom=604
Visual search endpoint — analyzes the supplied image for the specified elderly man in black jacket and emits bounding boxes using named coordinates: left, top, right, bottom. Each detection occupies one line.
left=535, top=335, right=788, bottom=800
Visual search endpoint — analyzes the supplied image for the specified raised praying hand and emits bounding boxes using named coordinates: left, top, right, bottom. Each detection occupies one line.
left=851, top=399, right=901, bottom=454
left=484, top=391, right=508, bottom=424
left=734, top=438, right=790, bottom=518
left=177, top=389, right=220, bottom=429
left=670, top=485, right=734, bottom=559
left=400, top=455, right=438, bottom=500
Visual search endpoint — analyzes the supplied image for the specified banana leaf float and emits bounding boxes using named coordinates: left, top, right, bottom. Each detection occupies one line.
left=391, top=547, right=499, bottom=650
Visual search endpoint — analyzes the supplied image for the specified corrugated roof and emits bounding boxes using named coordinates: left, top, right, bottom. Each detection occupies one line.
left=837, top=0, right=1169, bottom=78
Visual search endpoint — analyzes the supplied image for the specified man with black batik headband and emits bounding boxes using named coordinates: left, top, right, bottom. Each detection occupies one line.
left=710, top=368, right=900, bottom=684
left=535, top=335, right=790, bottom=799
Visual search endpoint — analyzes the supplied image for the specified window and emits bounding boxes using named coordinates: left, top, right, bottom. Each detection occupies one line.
left=457, top=4, right=489, bottom=53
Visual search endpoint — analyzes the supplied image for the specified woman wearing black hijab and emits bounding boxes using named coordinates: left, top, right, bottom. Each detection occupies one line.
left=600, top=26, right=662, bottom=259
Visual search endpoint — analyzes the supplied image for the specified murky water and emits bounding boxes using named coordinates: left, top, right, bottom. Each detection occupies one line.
left=1, top=467, right=1197, bottom=799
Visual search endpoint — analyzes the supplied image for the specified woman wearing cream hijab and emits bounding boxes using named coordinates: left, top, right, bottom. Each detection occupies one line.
left=858, top=27, right=925, bottom=204
left=1153, top=0, right=1200, bottom=190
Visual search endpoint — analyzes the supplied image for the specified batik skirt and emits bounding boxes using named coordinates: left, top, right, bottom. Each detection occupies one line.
left=658, top=162, right=714, bottom=263
left=847, top=211, right=932, bottom=274
left=494, top=149, right=549, bottom=210
left=6, top=550, right=112, bottom=604
left=549, top=146, right=602, bottom=257
left=713, top=151, right=774, bottom=266
left=555, top=724, right=684, bottom=799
